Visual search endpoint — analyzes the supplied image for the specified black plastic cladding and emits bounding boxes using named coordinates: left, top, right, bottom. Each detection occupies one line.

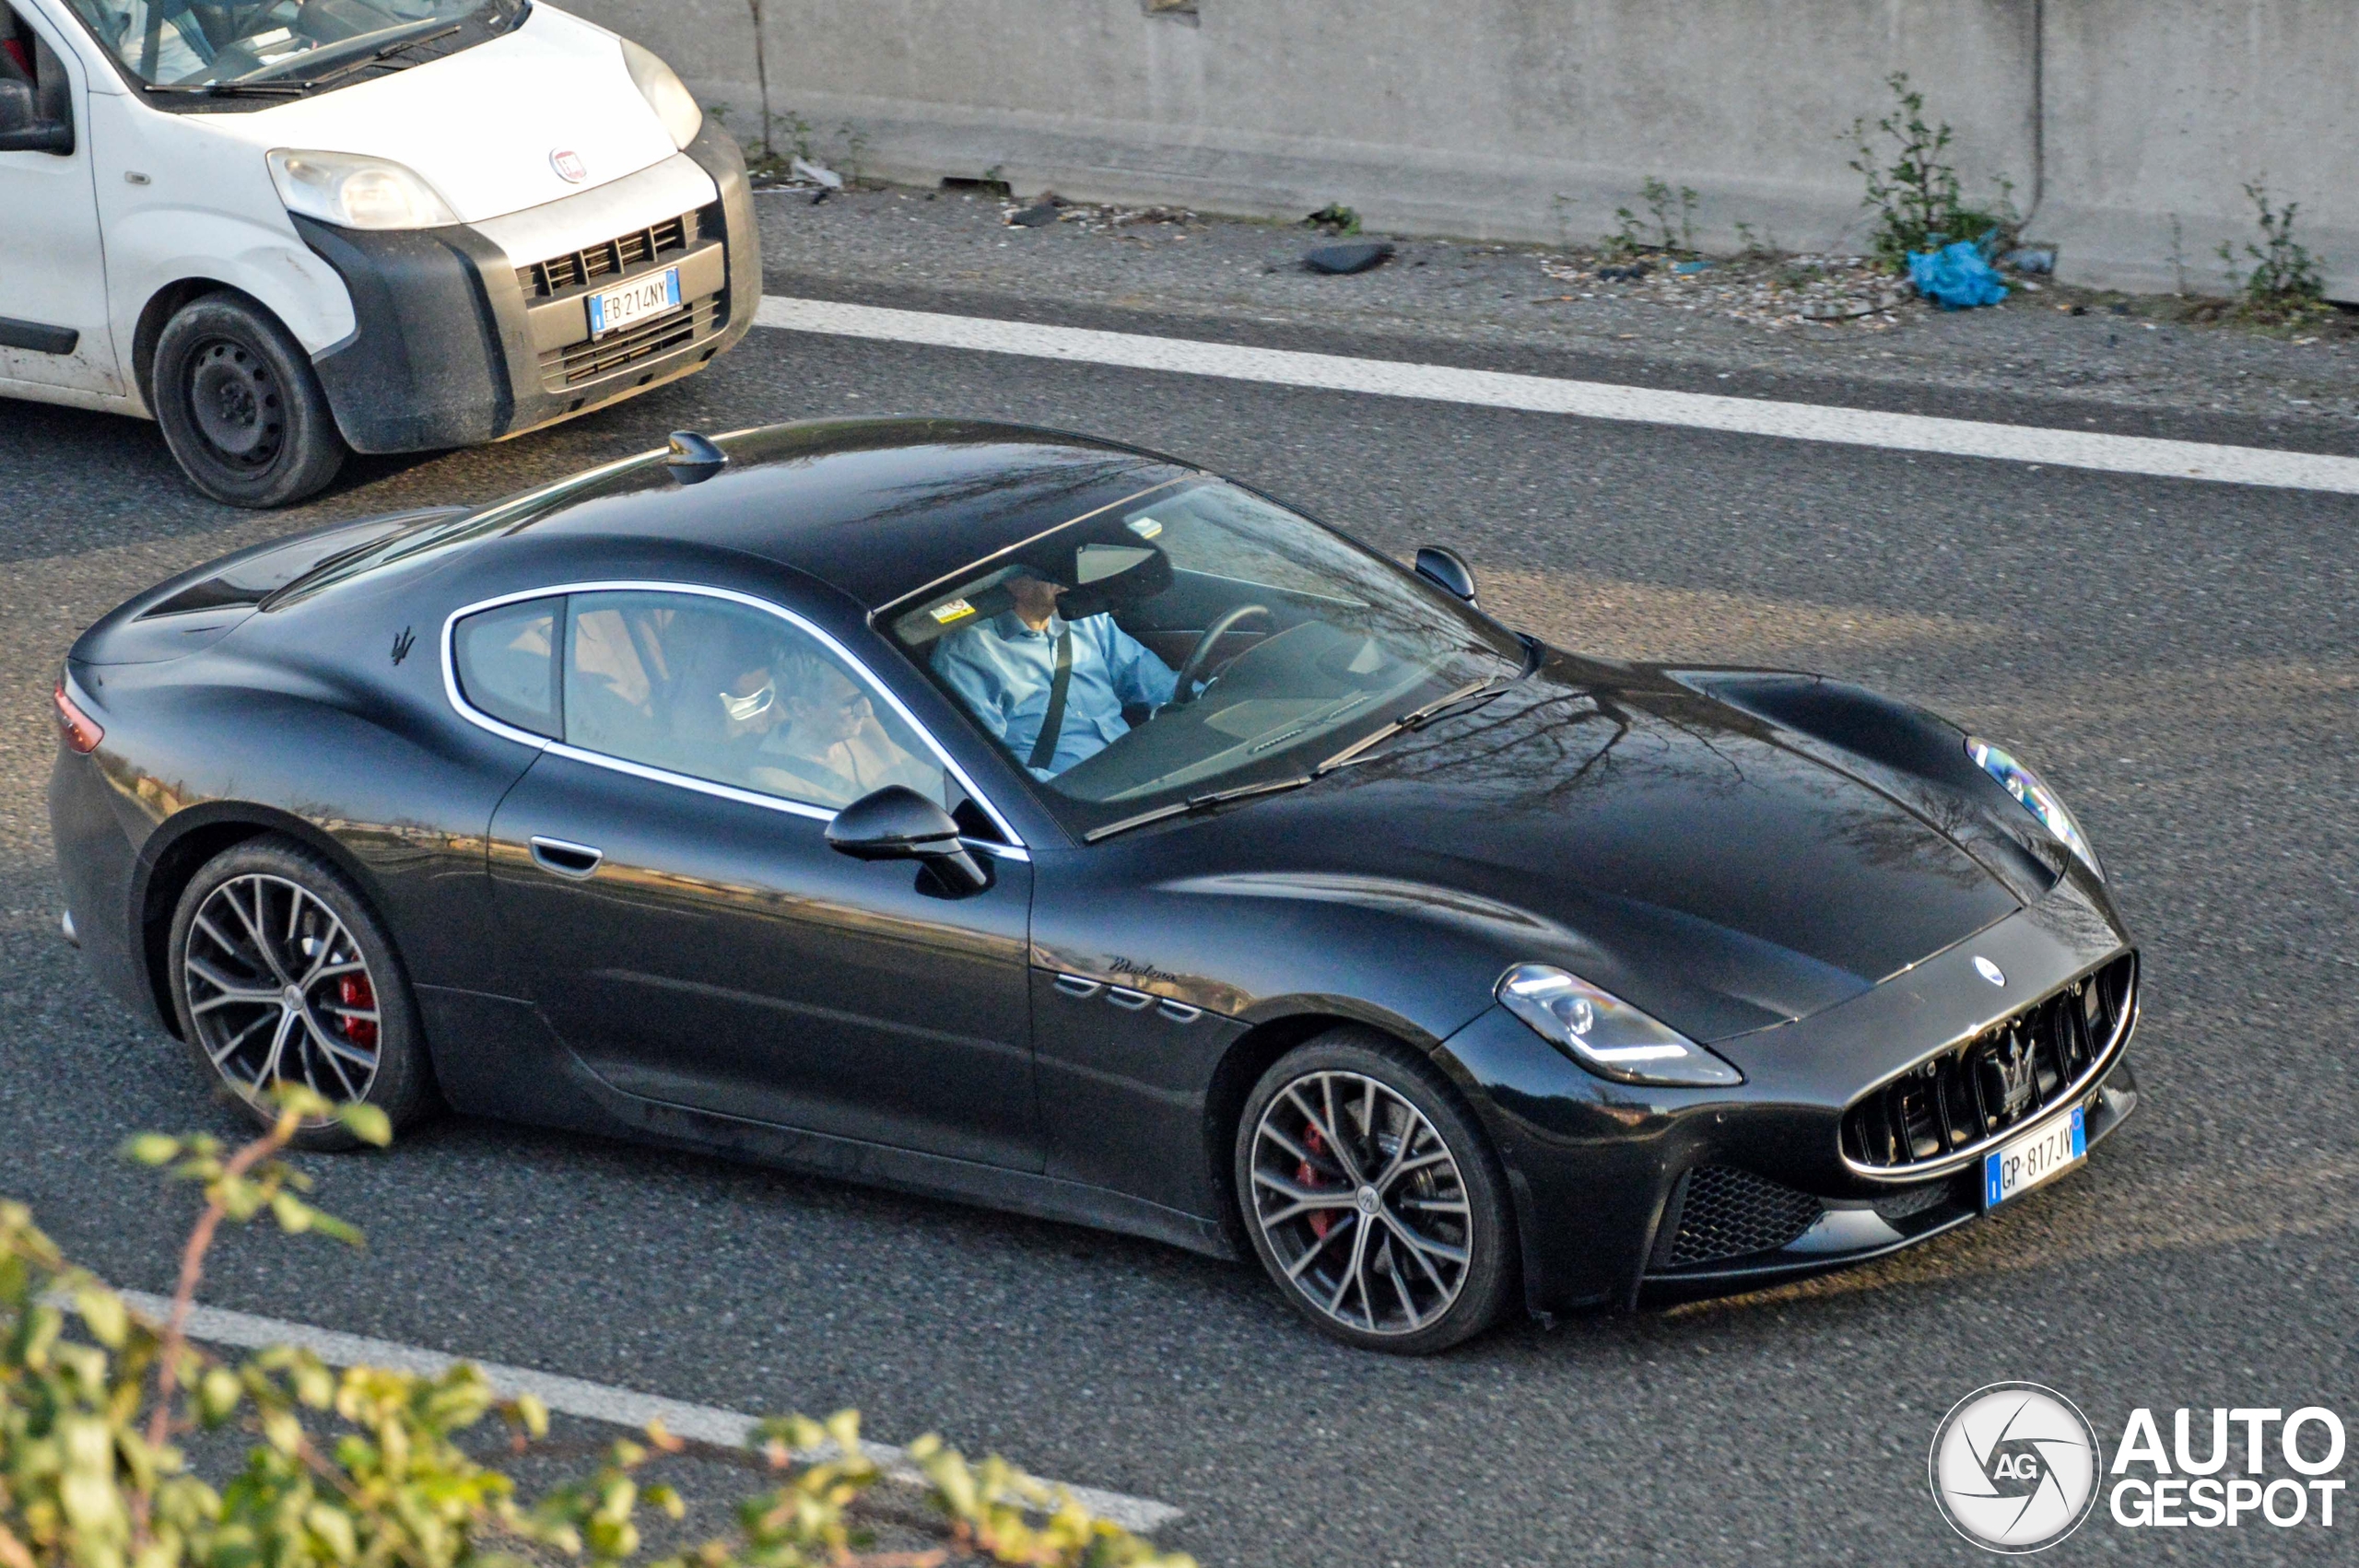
left=1842, top=952, right=2138, bottom=1170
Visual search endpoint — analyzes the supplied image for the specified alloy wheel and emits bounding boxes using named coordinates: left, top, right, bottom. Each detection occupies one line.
left=1247, top=1070, right=1474, bottom=1335
left=181, top=872, right=382, bottom=1104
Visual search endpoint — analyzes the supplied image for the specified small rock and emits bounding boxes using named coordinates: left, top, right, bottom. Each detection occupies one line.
left=1597, top=262, right=1651, bottom=282
left=1006, top=204, right=1062, bottom=228
left=1304, top=241, right=1394, bottom=275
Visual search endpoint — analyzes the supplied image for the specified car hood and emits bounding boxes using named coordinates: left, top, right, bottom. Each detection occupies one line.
left=193, top=7, right=676, bottom=224
left=1171, top=653, right=2021, bottom=1041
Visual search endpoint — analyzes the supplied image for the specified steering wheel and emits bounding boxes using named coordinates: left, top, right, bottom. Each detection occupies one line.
left=1167, top=604, right=1269, bottom=707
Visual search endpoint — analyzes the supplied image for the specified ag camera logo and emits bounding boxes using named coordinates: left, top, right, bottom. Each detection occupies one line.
left=1929, top=1383, right=2102, bottom=1552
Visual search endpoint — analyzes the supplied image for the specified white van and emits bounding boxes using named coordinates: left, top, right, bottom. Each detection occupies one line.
left=0, top=0, right=757, bottom=506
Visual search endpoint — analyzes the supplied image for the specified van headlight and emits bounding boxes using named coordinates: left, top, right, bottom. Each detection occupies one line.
left=622, top=40, right=702, bottom=150
left=1966, top=737, right=2102, bottom=877
left=267, top=150, right=457, bottom=230
left=1496, top=965, right=1743, bottom=1088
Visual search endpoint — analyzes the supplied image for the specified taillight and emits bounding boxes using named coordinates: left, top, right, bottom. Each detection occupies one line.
left=53, top=678, right=102, bottom=754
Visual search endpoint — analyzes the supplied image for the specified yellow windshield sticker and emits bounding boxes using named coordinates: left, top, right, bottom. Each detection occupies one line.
left=929, top=598, right=977, bottom=625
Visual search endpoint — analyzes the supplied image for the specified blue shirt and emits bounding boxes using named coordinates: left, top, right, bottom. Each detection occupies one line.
left=933, top=611, right=1179, bottom=777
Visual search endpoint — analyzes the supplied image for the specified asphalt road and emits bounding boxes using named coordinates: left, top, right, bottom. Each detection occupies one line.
left=3, top=302, right=2354, bottom=1566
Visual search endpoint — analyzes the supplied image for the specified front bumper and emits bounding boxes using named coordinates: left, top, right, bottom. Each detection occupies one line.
left=295, top=115, right=760, bottom=454
left=1435, top=873, right=2142, bottom=1315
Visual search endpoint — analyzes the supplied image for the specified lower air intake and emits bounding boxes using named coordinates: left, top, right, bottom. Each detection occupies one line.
left=1664, top=1166, right=1825, bottom=1268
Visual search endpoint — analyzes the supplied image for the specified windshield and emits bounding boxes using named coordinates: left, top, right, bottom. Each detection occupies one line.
left=65, top=0, right=516, bottom=91
left=886, top=479, right=1523, bottom=838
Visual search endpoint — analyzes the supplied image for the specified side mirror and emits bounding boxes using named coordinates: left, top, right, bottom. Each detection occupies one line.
left=1415, top=545, right=1478, bottom=605
left=826, top=785, right=991, bottom=894
left=0, top=73, right=72, bottom=156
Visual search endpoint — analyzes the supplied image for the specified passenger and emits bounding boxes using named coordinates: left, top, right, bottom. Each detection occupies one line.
left=931, top=568, right=1180, bottom=778
left=751, top=651, right=938, bottom=807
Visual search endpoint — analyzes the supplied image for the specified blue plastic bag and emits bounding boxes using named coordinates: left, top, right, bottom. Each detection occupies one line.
left=1907, top=240, right=2010, bottom=310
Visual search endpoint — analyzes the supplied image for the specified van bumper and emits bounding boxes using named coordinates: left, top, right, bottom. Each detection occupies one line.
left=296, top=116, right=760, bottom=454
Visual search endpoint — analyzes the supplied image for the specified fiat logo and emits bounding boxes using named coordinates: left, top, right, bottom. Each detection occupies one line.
left=550, top=148, right=588, bottom=183
left=1974, top=955, right=2006, bottom=987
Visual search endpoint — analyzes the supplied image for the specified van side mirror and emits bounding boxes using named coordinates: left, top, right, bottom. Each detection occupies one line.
left=1414, top=545, right=1478, bottom=605
left=0, top=43, right=73, bottom=154
left=826, top=785, right=991, bottom=894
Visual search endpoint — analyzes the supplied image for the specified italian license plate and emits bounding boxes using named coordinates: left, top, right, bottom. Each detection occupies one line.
left=586, top=266, right=681, bottom=337
left=1983, top=1104, right=2086, bottom=1208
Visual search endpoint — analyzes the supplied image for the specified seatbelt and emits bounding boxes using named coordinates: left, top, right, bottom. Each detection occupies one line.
left=1027, top=626, right=1074, bottom=771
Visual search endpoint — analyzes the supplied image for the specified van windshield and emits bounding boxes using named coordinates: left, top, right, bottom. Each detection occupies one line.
left=64, top=0, right=520, bottom=92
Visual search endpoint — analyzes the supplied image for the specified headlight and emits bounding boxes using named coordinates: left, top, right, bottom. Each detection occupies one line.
left=1496, top=965, right=1743, bottom=1087
left=622, top=39, right=702, bottom=150
left=267, top=150, right=456, bottom=230
left=1966, top=736, right=2102, bottom=877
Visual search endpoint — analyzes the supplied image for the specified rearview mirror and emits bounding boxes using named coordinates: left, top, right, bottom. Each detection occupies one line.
left=826, top=785, right=990, bottom=894
left=1415, top=545, right=1478, bottom=605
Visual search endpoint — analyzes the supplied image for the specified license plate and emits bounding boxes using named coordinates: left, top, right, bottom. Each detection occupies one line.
left=1983, top=1104, right=2086, bottom=1208
left=586, top=266, right=681, bottom=337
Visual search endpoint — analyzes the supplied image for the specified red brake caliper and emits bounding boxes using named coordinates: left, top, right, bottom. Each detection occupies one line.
left=1297, top=1121, right=1334, bottom=1239
left=338, top=973, right=379, bottom=1049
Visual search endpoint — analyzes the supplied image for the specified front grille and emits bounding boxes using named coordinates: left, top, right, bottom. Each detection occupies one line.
left=540, top=295, right=722, bottom=389
left=518, top=212, right=696, bottom=298
left=1665, top=1166, right=1824, bottom=1267
left=1842, top=952, right=2136, bottom=1172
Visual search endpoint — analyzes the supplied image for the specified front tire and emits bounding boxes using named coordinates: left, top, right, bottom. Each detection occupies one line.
left=167, top=837, right=431, bottom=1149
left=1235, top=1029, right=1519, bottom=1353
left=151, top=294, right=347, bottom=508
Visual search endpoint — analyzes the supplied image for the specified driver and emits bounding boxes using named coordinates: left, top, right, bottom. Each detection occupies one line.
left=932, top=568, right=1180, bottom=778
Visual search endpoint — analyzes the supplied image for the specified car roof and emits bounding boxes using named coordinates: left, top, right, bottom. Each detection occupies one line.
left=505, top=418, right=1195, bottom=611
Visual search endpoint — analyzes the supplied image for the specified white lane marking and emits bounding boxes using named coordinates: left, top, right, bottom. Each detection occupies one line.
left=118, top=1290, right=1180, bottom=1534
left=755, top=295, right=2359, bottom=497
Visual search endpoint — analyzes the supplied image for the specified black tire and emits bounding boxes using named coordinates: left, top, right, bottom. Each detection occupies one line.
left=167, top=836, right=432, bottom=1149
left=151, top=294, right=346, bottom=508
left=1235, top=1028, right=1519, bottom=1353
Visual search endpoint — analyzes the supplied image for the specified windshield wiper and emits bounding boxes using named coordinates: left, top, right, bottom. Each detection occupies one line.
left=291, top=22, right=465, bottom=88
left=143, top=80, right=306, bottom=97
left=1083, top=774, right=1320, bottom=843
left=1312, top=640, right=1541, bottom=776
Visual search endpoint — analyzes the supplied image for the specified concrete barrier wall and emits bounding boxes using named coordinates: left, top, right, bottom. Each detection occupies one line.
left=570, top=0, right=2356, bottom=298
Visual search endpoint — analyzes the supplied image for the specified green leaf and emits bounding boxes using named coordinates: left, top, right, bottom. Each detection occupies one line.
left=335, top=1103, right=393, bottom=1147
left=123, top=1133, right=182, bottom=1166
left=75, top=1283, right=129, bottom=1348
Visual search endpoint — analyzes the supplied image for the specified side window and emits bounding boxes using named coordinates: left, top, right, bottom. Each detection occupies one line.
left=561, top=590, right=950, bottom=813
left=452, top=597, right=561, bottom=739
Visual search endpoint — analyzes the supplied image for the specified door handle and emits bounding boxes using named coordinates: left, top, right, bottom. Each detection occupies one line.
left=529, top=837, right=604, bottom=879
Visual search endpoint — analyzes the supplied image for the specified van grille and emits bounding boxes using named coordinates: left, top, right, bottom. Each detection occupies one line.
left=1841, top=953, right=2136, bottom=1172
left=518, top=213, right=695, bottom=298
left=539, top=295, right=722, bottom=389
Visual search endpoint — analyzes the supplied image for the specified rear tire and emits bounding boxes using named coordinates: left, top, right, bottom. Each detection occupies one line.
left=152, top=294, right=346, bottom=508
left=167, top=837, right=431, bottom=1149
left=1235, top=1028, right=1519, bottom=1353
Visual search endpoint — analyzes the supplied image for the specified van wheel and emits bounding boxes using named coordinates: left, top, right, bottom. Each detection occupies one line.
left=152, top=295, right=346, bottom=509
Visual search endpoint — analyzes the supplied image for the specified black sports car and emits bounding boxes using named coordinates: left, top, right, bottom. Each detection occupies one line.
left=50, top=420, right=2139, bottom=1353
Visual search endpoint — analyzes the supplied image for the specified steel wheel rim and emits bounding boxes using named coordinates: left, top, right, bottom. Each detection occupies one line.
left=1249, top=1070, right=1473, bottom=1335
left=182, top=873, right=381, bottom=1106
left=186, top=339, right=284, bottom=467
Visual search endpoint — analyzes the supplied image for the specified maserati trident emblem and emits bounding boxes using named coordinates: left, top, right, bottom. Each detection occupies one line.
left=550, top=148, right=588, bottom=183
left=1973, top=955, right=2006, bottom=987
left=1990, top=1034, right=2038, bottom=1116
